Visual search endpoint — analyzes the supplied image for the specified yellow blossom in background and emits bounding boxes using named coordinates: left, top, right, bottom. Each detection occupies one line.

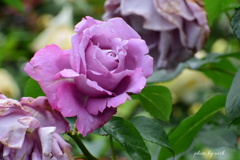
left=0, top=69, right=20, bottom=99
left=31, top=5, right=74, bottom=51
left=194, top=50, right=207, bottom=59
left=211, top=38, right=228, bottom=53
left=160, top=69, right=213, bottom=104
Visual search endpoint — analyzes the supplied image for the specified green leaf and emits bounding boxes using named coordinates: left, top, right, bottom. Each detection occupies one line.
left=63, top=134, right=82, bottom=157
left=130, top=116, right=173, bottom=155
left=66, top=117, right=77, bottom=131
left=204, top=0, right=237, bottom=25
left=158, top=95, right=226, bottom=160
left=219, top=52, right=240, bottom=60
left=24, top=78, right=45, bottom=98
left=103, top=116, right=151, bottom=160
left=226, top=69, right=240, bottom=125
left=148, top=63, right=185, bottom=82
left=231, top=9, right=240, bottom=40
left=198, top=127, right=238, bottom=148
left=2, top=0, right=24, bottom=12
left=186, top=54, right=220, bottom=70
left=132, top=86, right=172, bottom=121
left=199, top=58, right=236, bottom=88
left=93, top=127, right=108, bottom=136
left=187, top=53, right=237, bottom=88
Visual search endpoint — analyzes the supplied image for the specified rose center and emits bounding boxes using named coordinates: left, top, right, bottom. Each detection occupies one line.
left=106, top=51, right=117, bottom=58
left=97, top=49, right=119, bottom=71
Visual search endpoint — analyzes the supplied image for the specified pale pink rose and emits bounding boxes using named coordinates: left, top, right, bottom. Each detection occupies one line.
left=0, top=94, right=73, bottom=160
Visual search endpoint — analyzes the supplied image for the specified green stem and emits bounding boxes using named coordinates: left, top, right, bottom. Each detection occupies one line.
left=74, top=155, right=86, bottom=159
left=109, top=136, right=117, bottom=160
left=67, top=132, right=98, bottom=160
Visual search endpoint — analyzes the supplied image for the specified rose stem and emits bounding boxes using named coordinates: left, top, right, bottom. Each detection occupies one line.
left=67, top=132, right=98, bottom=160
left=109, top=135, right=117, bottom=160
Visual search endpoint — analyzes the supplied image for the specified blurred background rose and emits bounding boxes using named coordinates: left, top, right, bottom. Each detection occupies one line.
left=0, top=68, right=20, bottom=99
left=103, top=0, right=210, bottom=69
left=31, top=5, right=74, bottom=51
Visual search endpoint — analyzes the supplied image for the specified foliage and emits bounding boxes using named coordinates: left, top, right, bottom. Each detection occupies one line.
left=226, top=69, right=240, bottom=125
left=1, top=0, right=23, bottom=11
left=232, top=8, right=240, bottom=40
left=24, top=78, right=45, bottom=98
left=103, top=116, right=151, bottom=160
left=159, top=95, right=226, bottom=159
left=132, top=86, right=172, bottom=121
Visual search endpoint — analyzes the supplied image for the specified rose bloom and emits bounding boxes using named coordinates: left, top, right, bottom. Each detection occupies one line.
left=24, top=16, right=153, bottom=136
left=0, top=94, right=73, bottom=160
left=103, top=0, right=210, bottom=69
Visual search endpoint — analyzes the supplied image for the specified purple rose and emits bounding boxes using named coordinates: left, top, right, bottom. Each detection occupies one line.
left=24, top=16, right=153, bottom=136
left=0, top=94, right=73, bottom=159
left=103, top=0, right=210, bottom=69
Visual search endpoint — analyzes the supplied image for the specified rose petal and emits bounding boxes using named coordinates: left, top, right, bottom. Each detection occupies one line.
left=52, top=133, right=73, bottom=160
left=54, top=69, right=79, bottom=80
left=113, top=49, right=127, bottom=73
left=107, top=93, right=131, bottom=108
left=125, top=68, right=147, bottom=94
left=185, top=21, right=201, bottom=49
left=108, top=17, right=141, bottom=39
left=75, top=75, right=112, bottom=97
left=24, top=44, right=71, bottom=82
left=88, top=18, right=140, bottom=47
left=20, top=97, right=70, bottom=133
left=0, top=113, right=28, bottom=148
left=0, top=93, right=7, bottom=99
left=154, top=0, right=194, bottom=21
left=121, top=0, right=176, bottom=31
left=38, top=127, right=56, bottom=158
left=0, top=98, right=23, bottom=116
left=37, top=81, right=71, bottom=110
left=74, top=16, right=102, bottom=33
left=124, top=39, right=153, bottom=77
left=114, top=68, right=146, bottom=94
left=86, top=98, right=107, bottom=115
left=87, top=70, right=133, bottom=91
left=70, top=34, right=81, bottom=73
left=85, top=42, right=109, bottom=74
left=18, top=116, right=40, bottom=132
left=76, top=107, right=117, bottom=136
left=32, top=144, right=42, bottom=160
left=14, top=134, right=34, bottom=159
left=156, top=30, right=193, bottom=68
left=96, top=49, right=118, bottom=71
left=3, top=146, right=11, bottom=158
left=57, top=83, right=84, bottom=117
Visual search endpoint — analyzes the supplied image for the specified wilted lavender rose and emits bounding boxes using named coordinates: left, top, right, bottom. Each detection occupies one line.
left=0, top=94, right=73, bottom=160
left=103, top=0, right=210, bottom=69
left=24, top=16, right=153, bottom=136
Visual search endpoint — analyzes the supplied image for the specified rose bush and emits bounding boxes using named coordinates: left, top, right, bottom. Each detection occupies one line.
left=24, top=16, right=153, bottom=136
left=103, top=0, right=210, bottom=69
left=0, top=94, right=73, bottom=160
